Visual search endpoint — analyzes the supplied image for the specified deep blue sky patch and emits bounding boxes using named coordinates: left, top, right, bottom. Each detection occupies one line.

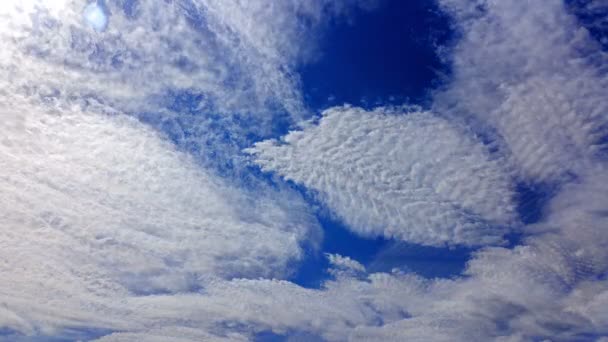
left=299, top=0, right=452, bottom=111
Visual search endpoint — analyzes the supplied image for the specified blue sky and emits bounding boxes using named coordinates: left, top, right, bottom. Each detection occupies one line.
left=299, top=0, right=451, bottom=111
left=1, top=0, right=608, bottom=341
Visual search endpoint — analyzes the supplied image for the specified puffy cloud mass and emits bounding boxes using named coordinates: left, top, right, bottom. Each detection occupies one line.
left=0, top=96, right=321, bottom=337
left=245, top=0, right=608, bottom=340
left=248, top=106, right=517, bottom=246
left=1, top=0, right=608, bottom=341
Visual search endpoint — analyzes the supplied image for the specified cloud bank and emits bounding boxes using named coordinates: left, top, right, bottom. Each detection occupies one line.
left=243, top=0, right=608, bottom=340
left=248, top=106, right=517, bottom=246
left=0, top=0, right=377, bottom=174
left=434, top=0, right=608, bottom=183
left=0, top=0, right=607, bottom=341
left=0, top=97, right=322, bottom=336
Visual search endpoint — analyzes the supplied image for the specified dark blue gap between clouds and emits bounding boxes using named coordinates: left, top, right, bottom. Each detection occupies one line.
left=298, top=0, right=452, bottom=111
left=254, top=330, right=325, bottom=342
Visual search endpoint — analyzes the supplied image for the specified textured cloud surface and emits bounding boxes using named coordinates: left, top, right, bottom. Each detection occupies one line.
left=1, top=0, right=608, bottom=341
left=245, top=0, right=608, bottom=340
left=248, top=106, right=517, bottom=246
left=434, top=0, right=608, bottom=183
left=349, top=170, right=608, bottom=341
left=0, top=97, right=322, bottom=336
left=0, top=0, right=326, bottom=114
left=0, top=0, right=339, bottom=339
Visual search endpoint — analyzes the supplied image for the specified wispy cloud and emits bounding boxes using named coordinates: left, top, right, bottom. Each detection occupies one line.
left=434, top=0, right=608, bottom=183
left=1, top=0, right=607, bottom=341
left=244, top=0, right=608, bottom=340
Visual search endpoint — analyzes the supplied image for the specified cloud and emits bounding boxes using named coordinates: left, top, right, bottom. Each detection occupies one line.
left=1, top=2, right=389, bottom=338
left=235, top=0, right=608, bottom=340
left=0, top=0, right=366, bottom=339
left=349, top=170, right=608, bottom=341
left=247, top=106, right=517, bottom=247
left=95, top=327, right=249, bottom=342
left=0, top=97, right=320, bottom=337
left=140, top=172, right=607, bottom=341
left=326, top=253, right=366, bottom=278
left=77, top=177, right=608, bottom=342
left=0, top=0, right=379, bottom=118
left=1, top=0, right=607, bottom=341
left=0, top=0, right=302, bottom=115
left=103, top=268, right=428, bottom=342
left=0, top=0, right=378, bottom=175
left=180, top=173, right=606, bottom=341
left=434, top=0, right=608, bottom=183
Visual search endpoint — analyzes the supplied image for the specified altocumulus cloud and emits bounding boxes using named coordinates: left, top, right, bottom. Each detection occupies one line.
left=434, top=0, right=608, bottom=183
left=247, top=106, right=517, bottom=247
left=0, top=0, right=608, bottom=342
left=0, top=0, right=376, bottom=173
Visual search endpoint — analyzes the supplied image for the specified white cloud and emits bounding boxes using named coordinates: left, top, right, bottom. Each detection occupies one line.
left=247, top=106, right=517, bottom=246
left=1, top=0, right=607, bottom=341
left=0, top=0, right=355, bottom=339
left=165, top=171, right=608, bottom=341
left=95, top=327, right=249, bottom=342
left=105, top=269, right=428, bottom=342
left=434, top=0, right=608, bottom=183
left=0, top=0, right=378, bottom=119
left=231, top=1, right=608, bottom=340
left=348, top=170, right=608, bottom=341
left=0, top=0, right=379, bottom=174
left=327, top=253, right=366, bottom=273
left=86, top=180, right=608, bottom=342
left=0, top=97, right=320, bottom=337
left=326, top=253, right=366, bottom=278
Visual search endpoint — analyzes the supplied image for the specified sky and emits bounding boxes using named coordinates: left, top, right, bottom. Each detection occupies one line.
left=0, top=0, right=607, bottom=341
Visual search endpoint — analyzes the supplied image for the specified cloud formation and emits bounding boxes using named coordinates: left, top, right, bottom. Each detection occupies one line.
left=0, top=0, right=312, bottom=114
left=240, top=0, right=608, bottom=340
left=349, top=169, right=608, bottom=341
left=248, top=106, right=517, bottom=246
left=0, top=97, right=320, bottom=337
left=0, top=0, right=607, bottom=341
left=434, top=0, right=608, bottom=183
left=0, top=0, right=377, bottom=174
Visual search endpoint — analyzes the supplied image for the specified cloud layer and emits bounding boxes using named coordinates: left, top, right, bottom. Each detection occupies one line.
left=248, top=106, right=517, bottom=246
left=0, top=97, right=322, bottom=337
left=434, top=0, right=608, bottom=183
left=0, top=0, right=607, bottom=341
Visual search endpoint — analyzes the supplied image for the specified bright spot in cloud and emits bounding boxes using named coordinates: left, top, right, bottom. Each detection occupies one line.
left=84, top=2, right=108, bottom=32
